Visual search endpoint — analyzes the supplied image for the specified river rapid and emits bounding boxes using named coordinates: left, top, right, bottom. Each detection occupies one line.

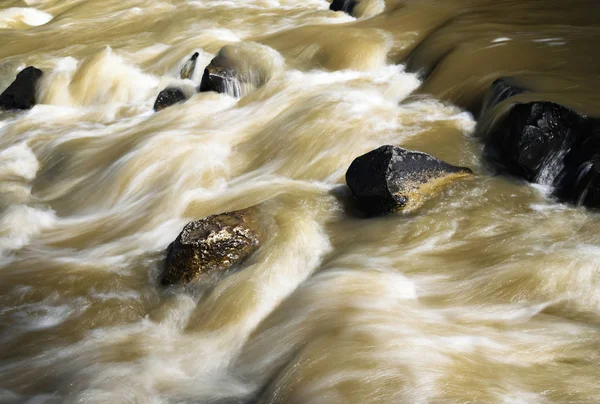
left=1, top=0, right=600, bottom=403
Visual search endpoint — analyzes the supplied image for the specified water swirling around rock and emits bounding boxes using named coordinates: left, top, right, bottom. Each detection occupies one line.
left=0, top=0, right=599, bottom=403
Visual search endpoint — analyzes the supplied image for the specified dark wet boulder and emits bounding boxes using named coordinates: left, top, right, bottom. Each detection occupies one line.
left=153, top=87, right=187, bottom=111
left=161, top=209, right=261, bottom=286
left=346, top=145, right=473, bottom=215
left=199, top=63, right=240, bottom=97
left=0, top=66, right=43, bottom=110
left=198, top=42, right=283, bottom=98
left=330, top=0, right=357, bottom=14
left=483, top=99, right=600, bottom=207
left=180, top=52, right=199, bottom=80
left=485, top=102, right=585, bottom=182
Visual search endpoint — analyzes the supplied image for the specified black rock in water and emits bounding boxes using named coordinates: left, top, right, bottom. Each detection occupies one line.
left=161, top=209, right=261, bottom=286
left=483, top=96, right=600, bottom=207
left=198, top=43, right=282, bottom=98
left=199, top=65, right=240, bottom=97
left=346, top=145, right=473, bottom=215
left=330, top=0, right=357, bottom=15
left=0, top=66, right=43, bottom=110
left=153, top=87, right=187, bottom=111
left=485, top=102, right=586, bottom=183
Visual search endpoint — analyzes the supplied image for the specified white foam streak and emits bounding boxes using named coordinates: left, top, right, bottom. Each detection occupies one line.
left=0, top=7, right=52, bottom=29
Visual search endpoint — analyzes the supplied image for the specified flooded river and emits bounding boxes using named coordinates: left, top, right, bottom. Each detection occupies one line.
left=0, top=0, right=599, bottom=402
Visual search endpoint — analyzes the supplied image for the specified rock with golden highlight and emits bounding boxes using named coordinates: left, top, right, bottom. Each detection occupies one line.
left=346, top=145, right=473, bottom=215
left=162, top=209, right=261, bottom=286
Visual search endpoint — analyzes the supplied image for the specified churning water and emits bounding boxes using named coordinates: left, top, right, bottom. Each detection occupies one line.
left=1, top=0, right=600, bottom=403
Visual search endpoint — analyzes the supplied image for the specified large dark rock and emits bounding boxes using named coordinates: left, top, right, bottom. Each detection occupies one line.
left=0, top=66, right=43, bottom=110
left=153, top=87, right=187, bottom=112
left=162, top=209, right=261, bottom=286
left=330, top=0, right=357, bottom=14
left=485, top=102, right=585, bottom=182
left=180, top=52, right=199, bottom=80
left=346, top=145, right=473, bottom=215
left=483, top=95, right=600, bottom=207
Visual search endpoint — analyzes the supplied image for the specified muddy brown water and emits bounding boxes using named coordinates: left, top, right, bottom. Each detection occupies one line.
left=0, top=0, right=599, bottom=403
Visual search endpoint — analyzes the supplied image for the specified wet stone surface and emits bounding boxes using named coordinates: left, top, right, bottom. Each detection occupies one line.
left=161, top=209, right=262, bottom=286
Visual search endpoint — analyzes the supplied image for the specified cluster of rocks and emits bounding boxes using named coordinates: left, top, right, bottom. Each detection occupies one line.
left=158, top=77, right=600, bottom=286
left=160, top=146, right=473, bottom=285
left=154, top=42, right=284, bottom=111
left=2, top=1, right=596, bottom=286
left=152, top=0, right=379, bottom=113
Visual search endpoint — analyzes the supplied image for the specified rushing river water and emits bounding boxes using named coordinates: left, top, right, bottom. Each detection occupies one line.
left=1, top=0, right=600, bottom=403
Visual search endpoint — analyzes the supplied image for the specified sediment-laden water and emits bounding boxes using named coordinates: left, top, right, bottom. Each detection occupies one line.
left=1, top=0, right=599, bottom=403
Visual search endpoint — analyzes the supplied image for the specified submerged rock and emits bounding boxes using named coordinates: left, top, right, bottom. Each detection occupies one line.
left=481, top=77, right=527, bottom=114
left=153, top=87, right=187, bottom=111
left=561, top=156, right=600, bottom=207
left=330, top=0, right=357, bottom=14
left=483, top=97, right=600, bottom=207
left=0, top=66, right=43, bottom=110
left=161, top=209, right=261, bottom=286
left=180, top=52, right=199, bottom=80
left=346, top=145, right=473, bottom=215
left=199, top=42, right=283, bottom=98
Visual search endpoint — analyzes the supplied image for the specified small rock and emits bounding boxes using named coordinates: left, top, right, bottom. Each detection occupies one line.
left=153, top=87, right=187, bottom=111
left=180, top=52, right=199, bottom=80
left=330, top=0, right=357, bottom=14
left=162, top=209, right=261, bottom=286
left=199, top=63, right=240, bottom=97
left=0, top=66, right=43, bottom=110
left=346, top=145, right=473, bottom=215
left=198, top=42, right=283, bottom=98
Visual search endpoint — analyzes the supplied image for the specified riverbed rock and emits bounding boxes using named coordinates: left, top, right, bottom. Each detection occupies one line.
left=330, top=0, right=357, bottom=14
left=161, top=209, right=261, bottom=286
left=329, top=0, right=384, bottom=17
left=199, top=63, right=240, bottom=97
left=346, top=145, right=473, bottom=215
left=485, top=102, right=585, bottom=182
left=0, top=66, right=43, bottom=110
left=483, top=98, right=600, bottom=207
left=180, top=52, right=199, bottom=80
left=199, top=42, right=283, bottom=98
left=481, top=77, right=527, bottom=114
left=153, top=87, right=187, bottom=111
